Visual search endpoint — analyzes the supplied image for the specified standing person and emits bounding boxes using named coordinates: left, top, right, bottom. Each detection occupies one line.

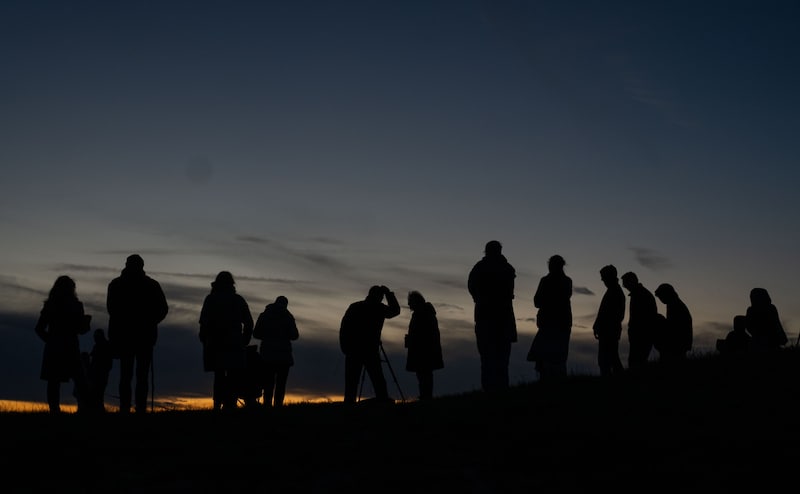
left=745, top=287, right=788, bottom=352
left=87, top=328, right=114, bottom=413
left=253, top=295, right=299, bottom=408
left=199, top=271, right=254, bottom=411
left=592, top=265, right=626, bottom=377
left=654, top=283, right=693, bottom=363
left=107, top=254, right=169, bottom=414
left=339, top=285, right=401, bottom=404
left=34, top=275, right=91, bottom=414
left=528, top=255, right=573, bottom=380
left=404, top=291, right=444, bottom=401
left=468, top=240, right=517, bottom=392
left=620, top=272, right=658, bottom=371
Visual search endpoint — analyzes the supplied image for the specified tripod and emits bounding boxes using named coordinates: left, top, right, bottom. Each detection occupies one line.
left=358, top=342, right=405, bottom=403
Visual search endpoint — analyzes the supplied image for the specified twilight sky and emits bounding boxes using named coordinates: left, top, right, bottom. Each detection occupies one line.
left=2, top=0, right=799, bottom=409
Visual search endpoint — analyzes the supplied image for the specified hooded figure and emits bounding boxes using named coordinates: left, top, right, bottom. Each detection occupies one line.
left=199, top=271, right=254, bottom=410
left=405, top=290, right=444, bottom=400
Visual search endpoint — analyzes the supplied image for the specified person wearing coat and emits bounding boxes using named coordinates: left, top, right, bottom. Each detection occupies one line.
left=405, top=291, right=444, bottom=400
left=339, top=285, right=401, bottom=404
left=35, top=275, right=91, bottom=414
left=745, top=287, right=788, bottom=352
left=253, top=295, right=299, bottom=407
left=199, top=271, right=254, bottom=411
left=106, top=254, right=168, bottom=414
left=467, top=240, right=517, bottom=392
left=529, top=255, right=573, bottom=380
left=654, top=283, right=693, bottom=363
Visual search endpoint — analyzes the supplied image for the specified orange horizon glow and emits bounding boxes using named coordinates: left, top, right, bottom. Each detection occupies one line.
left=0, top=393, right=344, bottom=413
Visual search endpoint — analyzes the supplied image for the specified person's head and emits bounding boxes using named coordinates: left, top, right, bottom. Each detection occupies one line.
left=620, top=272, right=638, bottom=291
left=367, top=285, right=385, bottom=302
left=275, top=295, right=289, bottom=309
left=548, top=255, right=566, bottom=272
left=733, top=315, right=747, bottom=332
left=211, top=271, right=235, bottom=290
left=125, top=254, right=145, bottom=271
left=599, top=265, right=618, bottom=282
left=49, top=275, right=77, bottom=301
left=408, top=290, right=426, bottom=311
left=749, top=287, right=771, bottom=306
left=484, top=240, right=502, bottom=256
left=654, top=283, right=677, bottom=303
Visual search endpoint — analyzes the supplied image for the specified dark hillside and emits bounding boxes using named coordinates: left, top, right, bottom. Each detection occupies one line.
left=4, top=347, right=799, bottom=493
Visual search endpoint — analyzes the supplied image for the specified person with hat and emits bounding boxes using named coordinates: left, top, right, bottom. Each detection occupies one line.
left=106, top=254, right=169, bottom=414
left=199, top=271, right=254, bottom=411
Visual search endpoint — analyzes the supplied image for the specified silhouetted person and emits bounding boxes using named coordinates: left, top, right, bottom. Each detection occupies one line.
left=529, top=255, right=573, bottom=380
left=34, top=275, right=91, bottom=414
left=87, top=328, right=113, bottom=413
left=468, top=240, right=517, bottom=392
left=253, top=295, right=299, bottom=407
left=621, top=272, right=658, bottom=371
left=199, top=271, right=254, bottom=411
left=745, top=287, right=787, bottom=352
left=107, top=254, right=168, bottom=414
left=592, top=265, right=626, bottom=377
left=653, top=283, right=693, bottom=363
left=405, top=291, right=444, bottom=400
left=717, top=315, right=752, bottom=357
left=339, top=285, right=400, bottom=403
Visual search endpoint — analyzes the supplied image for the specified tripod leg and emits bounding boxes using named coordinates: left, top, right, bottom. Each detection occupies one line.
left=380, top=343, right=405, bottom=403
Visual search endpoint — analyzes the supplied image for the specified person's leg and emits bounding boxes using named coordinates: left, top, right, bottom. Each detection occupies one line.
left=213, top=370, right=224, bottom=411
left=118, top=353, right=134, bottom=413
left=46, top=380, right=61, bottom=413
left=611, top=339, right=625, bottom=375
left=417, top=371, right=433, bottom=400
left=263, top=365, right=277, bottom=407
left=343, top=355, right=362, bottom=403
left=134, top=346, right=153, bottom=413
left=475, top=333, right=490, bottom=391
left=598, top=337, right=615, bottom=376
left=274, top=365, right=290, bottom=407
left=498, top=339, right=511, bottom=388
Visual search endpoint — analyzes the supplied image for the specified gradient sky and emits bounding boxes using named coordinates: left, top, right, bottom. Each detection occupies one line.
left=2, top=1, right=799, bottom=409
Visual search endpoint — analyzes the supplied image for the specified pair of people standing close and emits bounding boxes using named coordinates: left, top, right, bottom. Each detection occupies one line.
left=199, top=271, right=301, bottom=410
left=618, top=271, right=692, bottom=371
left=339, top=285, right=444, bottom=403
left=35, top=254, right=168, bottom=414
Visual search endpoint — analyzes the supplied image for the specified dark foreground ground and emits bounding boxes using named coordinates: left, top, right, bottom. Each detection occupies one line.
left=4, top=348, right=800, bottom=493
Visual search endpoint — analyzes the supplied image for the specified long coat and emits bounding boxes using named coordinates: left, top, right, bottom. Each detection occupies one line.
left=253, top=303, right=299, bottom=366
left=106, top=267, right=168, bottom=352
left=405, top=302, right=444, bottom=373
left=199, top=287, right=254, bottom=372
left=35, top=298, right=90, bottom=382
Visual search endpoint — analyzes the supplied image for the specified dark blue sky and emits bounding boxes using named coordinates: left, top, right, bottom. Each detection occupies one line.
left=1, top=1, right=798, bottom=408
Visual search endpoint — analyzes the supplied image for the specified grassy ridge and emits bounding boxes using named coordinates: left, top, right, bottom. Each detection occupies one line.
left=4, top=348, right=799, bottom=492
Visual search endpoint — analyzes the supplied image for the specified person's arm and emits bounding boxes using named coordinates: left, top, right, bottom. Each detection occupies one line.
left=34, top=306, right=48, bottom=342
left=382, top=286, right=401, bottom=318
left=241, top=299, right=254, bottom=345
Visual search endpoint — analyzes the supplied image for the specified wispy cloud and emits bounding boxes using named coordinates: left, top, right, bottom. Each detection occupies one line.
left=630, top=247, right=672, bottom=271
